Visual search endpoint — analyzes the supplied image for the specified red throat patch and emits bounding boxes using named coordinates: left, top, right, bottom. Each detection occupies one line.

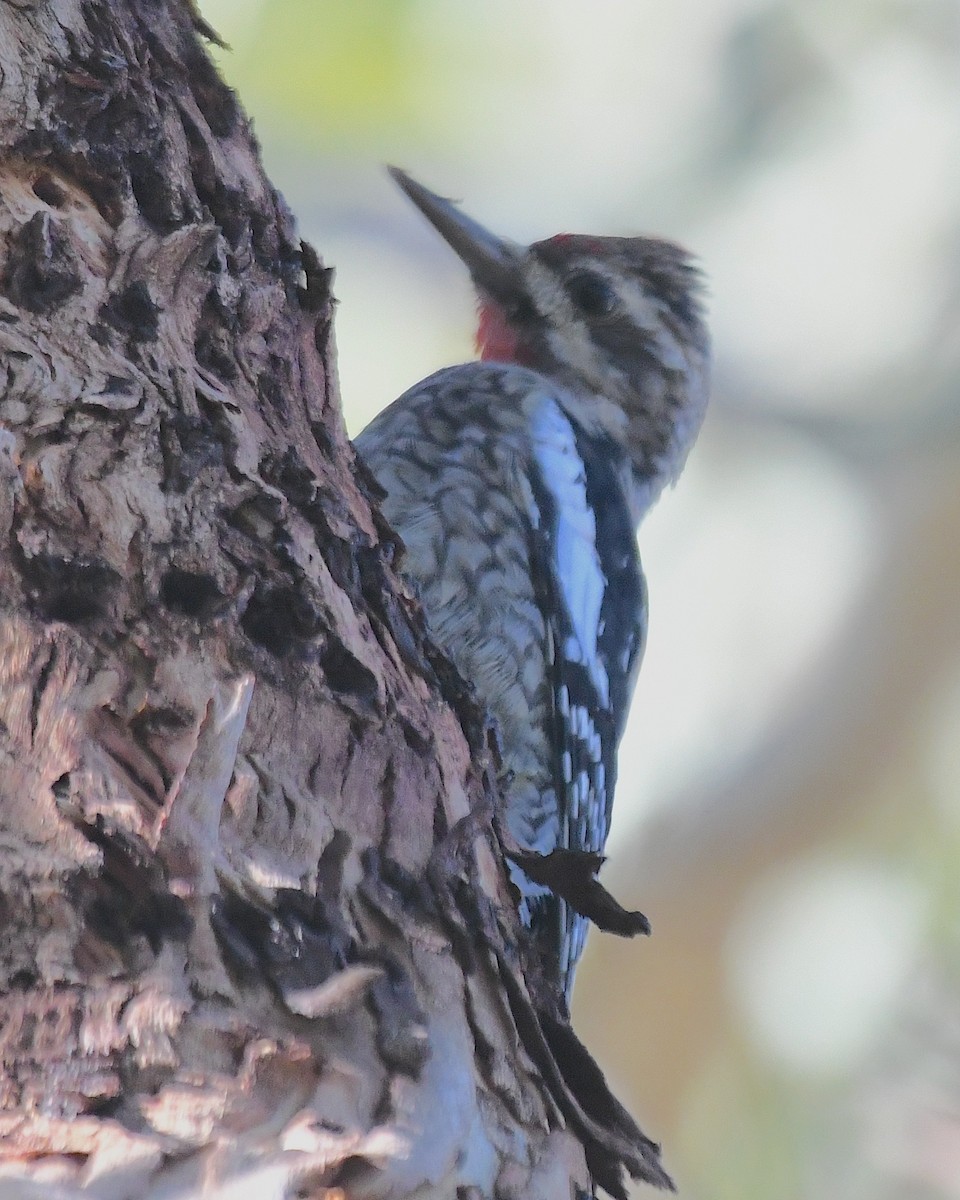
left=476, top=299, right=533, bottom=366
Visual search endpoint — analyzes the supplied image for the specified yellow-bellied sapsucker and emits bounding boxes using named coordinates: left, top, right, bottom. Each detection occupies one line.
left=356, top=169, right=709, bottom=1003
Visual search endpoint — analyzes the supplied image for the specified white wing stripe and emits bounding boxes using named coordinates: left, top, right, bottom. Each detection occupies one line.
left=530, top=399, right=610, bottom=706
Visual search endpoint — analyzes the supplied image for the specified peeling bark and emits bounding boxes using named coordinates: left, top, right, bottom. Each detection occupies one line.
left=0, top=4, right=666, bottom=1197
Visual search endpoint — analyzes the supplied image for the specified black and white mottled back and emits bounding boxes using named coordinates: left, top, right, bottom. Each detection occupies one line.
left=355, top=171, right=709, bottom=1001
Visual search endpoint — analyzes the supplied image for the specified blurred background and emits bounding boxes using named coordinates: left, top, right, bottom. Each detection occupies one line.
left=198, top=2, right=960, bottom=1195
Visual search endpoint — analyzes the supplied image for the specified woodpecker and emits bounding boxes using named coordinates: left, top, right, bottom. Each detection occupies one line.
left=356, top=169, right=709, bottom=1003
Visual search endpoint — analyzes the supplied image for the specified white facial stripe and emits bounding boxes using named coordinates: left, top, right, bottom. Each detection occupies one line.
left=531, top=253, right=692, bottom=378
left=525, top=258, right=602, bottom=377
left=617, top=283, right=690, bottom=373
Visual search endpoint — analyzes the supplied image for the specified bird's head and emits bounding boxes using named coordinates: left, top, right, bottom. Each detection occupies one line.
left=389, top=167, right=710, bottom=509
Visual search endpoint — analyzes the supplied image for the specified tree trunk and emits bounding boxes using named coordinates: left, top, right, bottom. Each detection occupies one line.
left=0, top=4, right=665, bottom=1197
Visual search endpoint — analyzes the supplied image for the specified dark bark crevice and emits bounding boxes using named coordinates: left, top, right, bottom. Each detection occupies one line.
left=0, top=3, right=666, bottom=1196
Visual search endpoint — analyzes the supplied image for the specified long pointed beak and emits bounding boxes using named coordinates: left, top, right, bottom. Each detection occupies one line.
left=388, top=167, right=524, bottom=301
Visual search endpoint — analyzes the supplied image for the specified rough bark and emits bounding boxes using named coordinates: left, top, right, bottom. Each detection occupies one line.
left=0, top=4, right=665, bottom=1197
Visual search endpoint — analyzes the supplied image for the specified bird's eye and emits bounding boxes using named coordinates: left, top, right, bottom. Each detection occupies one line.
left=566, top=271, right=618, bottom=318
